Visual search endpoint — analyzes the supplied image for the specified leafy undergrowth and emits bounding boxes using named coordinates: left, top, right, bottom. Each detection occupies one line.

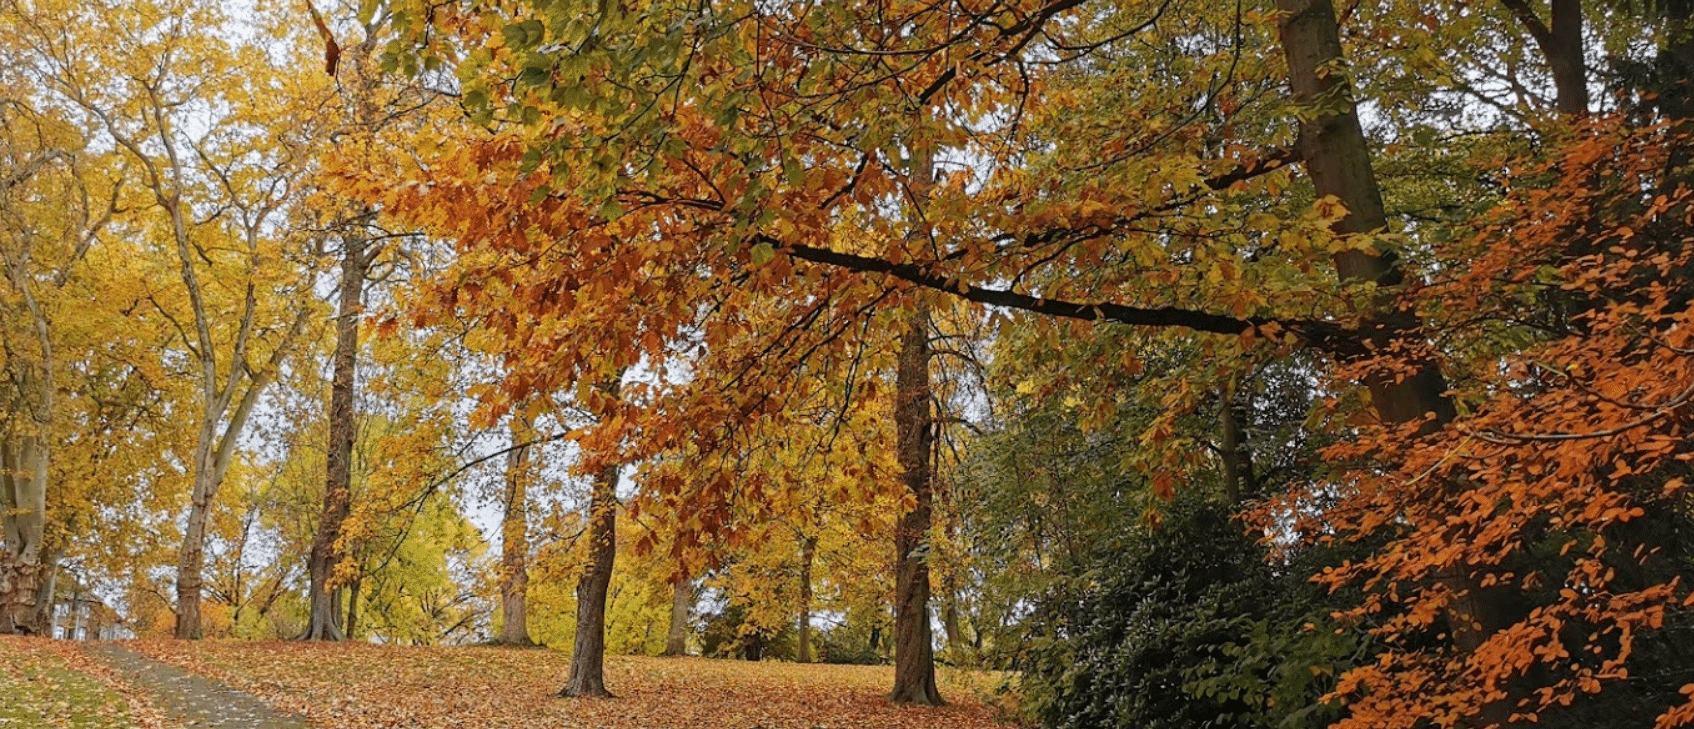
left=0, top=636, right=165, bottom=729
left=128, top=640, right=1017, bottom=729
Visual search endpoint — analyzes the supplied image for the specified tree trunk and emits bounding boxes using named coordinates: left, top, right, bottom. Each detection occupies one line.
left=1278, top=0, right=1499, bottom=723
left=175, top=443, right=218, bottom=640
left=0, top=435, right=47, bottom=635
left=891, top=301, right=943, bottom=705
left=1547, top=0, right=1587, bottom=115
left=1218, top=383, right=1254, bottom=505
left=1500, top=0, right=1588, bottom=114
left=663, top=577, right=690, bottom=656
left=500, top=417, right=535, bottom=646
left=1277, top=0, right=1458, bottom=430
left=305, top=236, right=367, bottom=641
left=797, top=536, right=816, bottom=664
left=31, top=551, right=55, bottom=636
left=560, top=462, right=619, bottom=698
left=345, top=575, right=361, bottom=640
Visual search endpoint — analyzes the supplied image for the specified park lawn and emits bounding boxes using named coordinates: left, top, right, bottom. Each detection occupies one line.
left=0, top=636, right=137, bottom=729
left=130, top=639, right=1019, bottom=729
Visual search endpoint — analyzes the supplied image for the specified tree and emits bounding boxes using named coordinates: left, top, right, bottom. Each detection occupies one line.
left=17, top=0, right=326, bottom=638
left=497, top=415, right=536, bottom=646
left=560, top=460, right=619, bottom=696
left=359, top=0, right=1694, bottom=721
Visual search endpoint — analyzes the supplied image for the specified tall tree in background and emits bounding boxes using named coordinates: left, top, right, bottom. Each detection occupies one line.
left=304, top=229, right=371, bottom=641
left=497, top=414, right=535, bottom=646
left=0, top=80, right=119, bottom=634
left=35, top=0, right=322, bottom=638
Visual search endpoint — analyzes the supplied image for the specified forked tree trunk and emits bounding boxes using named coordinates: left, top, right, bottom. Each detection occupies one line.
left=561, top=462, right=619, bottom=698
left=305, top=236, right=368, bottom=641
left=500, top=417, right=535, bottom=647
left=663, top=577, right=690, bottom=656
left=1500, top=0, right=1588, bottom=115
left=797, top=535, right=816, bottom=663
left=1277, top=0, right=1500, bottom=723
left=891, top=301, right=942, bottom=706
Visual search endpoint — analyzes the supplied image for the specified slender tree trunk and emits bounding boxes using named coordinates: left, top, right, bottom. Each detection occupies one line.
left=1218, top=383, right=1254, bottom=506
left=891, top=301, right=943, bottom=705
left=31, top=551, right=55, bottom=636
left=305, top=236, right=367, bottom=641
left=797, top=536, right=816, bottom=664
left=940, top=572, right=963, bottom=660
left=500, top=417, right=535, bottom=646
left=1279, top=0, right=1500, bottom=723
left=560, top=462, right=619, bottom=698
left=663, top=577, right=690, bottom=656
left=345, top=575, right=361, bottom=639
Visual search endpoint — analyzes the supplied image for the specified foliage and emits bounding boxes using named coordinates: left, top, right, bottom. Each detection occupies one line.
left=1259, top=121, right=1694, bottom=728
left=1018, top=494, right=1364, bottom=729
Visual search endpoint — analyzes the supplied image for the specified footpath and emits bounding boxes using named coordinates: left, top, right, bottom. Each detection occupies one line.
left=85, top=643, right=308, bottom=729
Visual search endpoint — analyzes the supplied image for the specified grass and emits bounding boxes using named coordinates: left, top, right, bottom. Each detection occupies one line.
left=0, top=636, right=133, bottom=729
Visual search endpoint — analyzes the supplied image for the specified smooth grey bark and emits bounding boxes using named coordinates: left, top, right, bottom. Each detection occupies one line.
left=305, top=235, right=369, bottom=641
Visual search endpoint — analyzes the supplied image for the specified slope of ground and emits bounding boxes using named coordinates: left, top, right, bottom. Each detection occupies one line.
left=125, top=640, right=1016, bottom=729
left=0, top=636, right=172, bottom=728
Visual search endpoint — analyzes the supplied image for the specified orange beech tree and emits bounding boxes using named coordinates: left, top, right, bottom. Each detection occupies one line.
left=1259, top=122, right=1694, bottom=729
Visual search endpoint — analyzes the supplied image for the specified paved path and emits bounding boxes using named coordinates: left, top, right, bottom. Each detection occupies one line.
left=85, top=643, right=308, bottom=729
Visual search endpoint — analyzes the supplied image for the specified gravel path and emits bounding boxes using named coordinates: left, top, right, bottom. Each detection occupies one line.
left=85, top=643, right=308, bottom=729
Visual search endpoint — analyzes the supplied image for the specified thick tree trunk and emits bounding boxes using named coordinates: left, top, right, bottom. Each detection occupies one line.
left=1547, top=0, right=1587, bottom=115
left=305, top=237, right=367, bottom=641
left=663, top=577, right=690, bottom=656
left=1279, top=0, right=1500, bottom=723
left=891, top=302, right=943, bottom=705
left=500, top=418, right=534, bottom=646
left=1277, top=0, right=1458, bottom=430
left=797, top=536, right=816, bottom=663
left=561, top=462, right=618, bottom=698
left=0, top=435, right=47, bottom=634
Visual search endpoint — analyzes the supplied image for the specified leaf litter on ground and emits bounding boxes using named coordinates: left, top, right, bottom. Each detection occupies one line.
left=125, top=640, right=1017, bottom=729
